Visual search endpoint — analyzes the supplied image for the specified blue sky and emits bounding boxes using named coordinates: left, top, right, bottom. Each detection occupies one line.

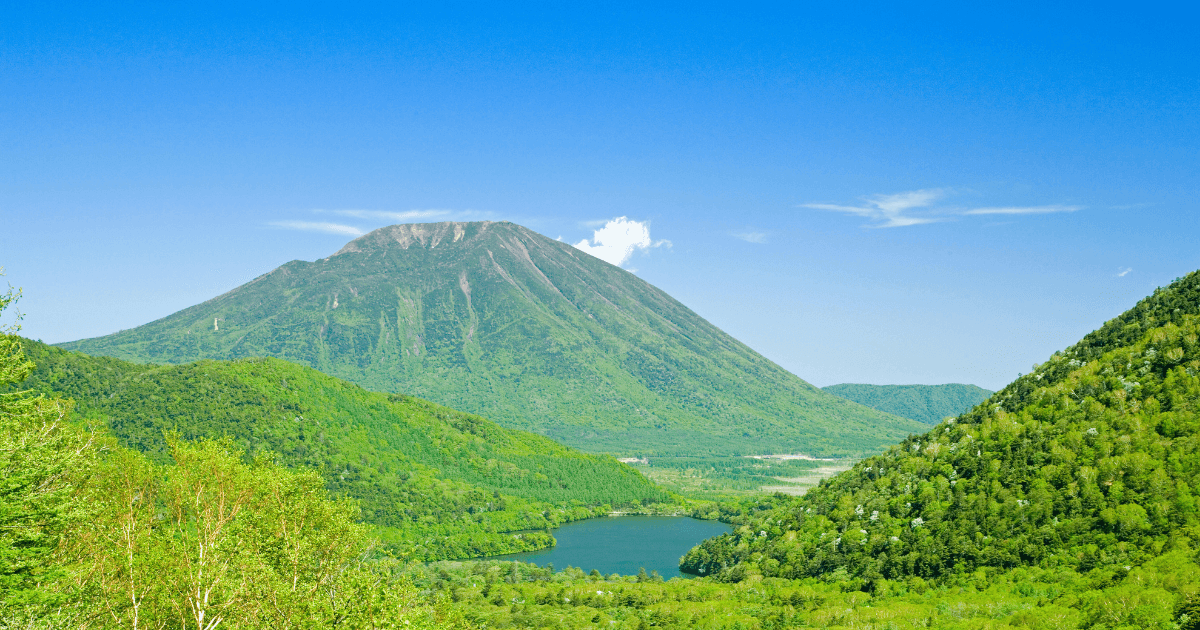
left=2, top=2, right=1197, bottom=390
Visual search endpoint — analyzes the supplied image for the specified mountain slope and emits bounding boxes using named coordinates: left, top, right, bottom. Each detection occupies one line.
left=61, top=221, right=923, bottom=457
left=11, top=340, right=672, bottom=560
left=681, top=271, right=1200, bottom=583
left=822, top=383, right=993, bottom=424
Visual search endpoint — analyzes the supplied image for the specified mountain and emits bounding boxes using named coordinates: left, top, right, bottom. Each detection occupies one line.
left=822, top=383, right=993, bottom=424
left=60, top=221, right=924, bottom=457
left=11, top=339, right=673, bottom=561
left=681, top=271, right=1200, bottom=584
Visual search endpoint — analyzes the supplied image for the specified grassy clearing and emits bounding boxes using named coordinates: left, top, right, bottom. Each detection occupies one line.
left=758, top=461, right=854, bottom=495
left=628, top=455, right=855, bottom=499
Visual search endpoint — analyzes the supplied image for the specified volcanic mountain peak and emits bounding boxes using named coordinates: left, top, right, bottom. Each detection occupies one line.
left=62, top=221, right=924, bottom=457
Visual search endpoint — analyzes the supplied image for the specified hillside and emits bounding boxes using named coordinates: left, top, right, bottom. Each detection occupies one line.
left=11, top=340, right=672, bottom=561
left=822, top=383, right=993, bottom=424
left=681, top=271, right=1200, bottom=585
left=2, top=331, right=457, bottom=626
left=60, top=221, right=923, bottom=457
left=12, top=281, right=1200, bottom=630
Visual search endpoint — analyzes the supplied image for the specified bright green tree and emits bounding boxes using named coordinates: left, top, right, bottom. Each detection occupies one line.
left=1, top=282, right=463, bottom=628
left=68, top=437, right=456, bottom=628
left=0, top=280, right=96, bottom=610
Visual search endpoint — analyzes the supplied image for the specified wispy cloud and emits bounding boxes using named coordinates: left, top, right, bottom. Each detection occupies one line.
left=963, top=205, right=1082, bottom=216
left=802, top=189, right=946, bottom=228
left=574, top=217, right=670, bottom=268
left=732, top=231, right=768, bottom=243
left=271, top=208, right=496, bottom=239
left=269, top=221, right=365, bottom=236
left=1117, top=267, right=1133, bottom=277
left=803, top=189, right=1085, bottom=227
left=322, top=209, right=454, bottom=221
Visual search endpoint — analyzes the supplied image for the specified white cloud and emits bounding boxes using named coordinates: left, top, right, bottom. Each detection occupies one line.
left=1117, top=267, right=1133, bottom=277
left=573, top=217, right=670, bottom=267
left=269, top=221, right=365, bottom=236
left=802, top=189, right=946, bottom=228
left=963, top=205, right=1082, bottom=216
left=733, top=231, right=768, bottom=243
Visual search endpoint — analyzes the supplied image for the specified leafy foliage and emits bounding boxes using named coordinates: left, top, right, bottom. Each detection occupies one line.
left=66, top=438, right=378, bottom=628
left=7, top=267, right=1200, bottom=628
left=0, top=295, right=469, bottom=627
left=413, top=551, right=1200, bottom=629
left=60, top=221, right=923, bottom=457
left=10, top=341, right=674, bottom=561
left=680, top=271, right=1200, bottom=588
left=823, top=383, right=993, bottom=424
left=0, top=286, right=96, bottom=609
left=52, top=439, right=465, bottom=629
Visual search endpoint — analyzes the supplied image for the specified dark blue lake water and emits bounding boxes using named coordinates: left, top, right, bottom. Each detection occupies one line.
left=490, top=516, right=730, bottom=579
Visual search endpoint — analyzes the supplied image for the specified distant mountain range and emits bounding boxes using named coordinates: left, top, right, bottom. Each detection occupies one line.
left=60, top=221, right=924, bottom=457
left=822, top=383, right=993, bottom=424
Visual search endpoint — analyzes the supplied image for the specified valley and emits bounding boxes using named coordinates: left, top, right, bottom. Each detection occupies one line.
left=4, top=229, right=1199, bottom=629
left=7, top=4, right=1187, bottom=628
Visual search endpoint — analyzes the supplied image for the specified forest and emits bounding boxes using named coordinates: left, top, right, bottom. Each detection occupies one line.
left=680, top=273, right=1200, bottom=584
left=6, top=334, right=677, bottom=565
left=5, top=272, right=1200, bottom=628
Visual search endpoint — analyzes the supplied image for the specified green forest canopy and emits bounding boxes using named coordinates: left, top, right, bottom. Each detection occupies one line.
left=0, top=284, right=461, bottom=628
left=9, top=275, right=1200, bottom=628
left=10, top=341, right=676, bottom=561
left=681, top=271, right=1200, bottom=587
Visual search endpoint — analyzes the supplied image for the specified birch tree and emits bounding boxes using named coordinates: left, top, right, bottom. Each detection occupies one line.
left=0, top=281, right=96, bottom=612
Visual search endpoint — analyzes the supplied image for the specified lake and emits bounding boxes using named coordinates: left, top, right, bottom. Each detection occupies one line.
left=489, top=516, right=730, bottom=579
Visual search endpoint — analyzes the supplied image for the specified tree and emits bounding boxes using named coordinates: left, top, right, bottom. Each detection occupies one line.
left=0, top=279, right=470, bottom=628
left=0, top=279, right=96, bottom=610
left=66, top=436, right=458, bottom=628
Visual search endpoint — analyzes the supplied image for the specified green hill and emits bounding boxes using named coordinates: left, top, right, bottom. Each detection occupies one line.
left=59, top=221, right=923, bottom=457
left=681, top=271, right=1200, bottom=584
left=10, top=340, right=673, bottom=561
left=822, top=383, right=993, bottom=424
